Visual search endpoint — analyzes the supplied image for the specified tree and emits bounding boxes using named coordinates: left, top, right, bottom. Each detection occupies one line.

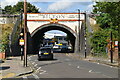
left=2, top=2, right=39, bottom=14
left=3, top=5, right=13, bottom=14
left=93, top=2, right=120, bottom=29
left=90, top=2, right=119, bottom=54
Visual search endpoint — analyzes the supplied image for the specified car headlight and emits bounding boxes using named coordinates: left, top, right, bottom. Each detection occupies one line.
left=39, top=51, right=41, bottom=54
left=68, top=47, right=72, bottom=49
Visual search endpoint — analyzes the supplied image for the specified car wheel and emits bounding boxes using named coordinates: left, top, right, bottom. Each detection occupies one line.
left=49, top=54, right=53, bottom=60
left=38, top=57, right=41, bottom=61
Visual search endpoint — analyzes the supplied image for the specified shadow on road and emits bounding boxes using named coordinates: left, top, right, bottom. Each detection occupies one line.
left=0, top=66, right=10, bottom=70
left=6, top=58, right=12, bottom=60
left=38, top=58, right=58, bottom=61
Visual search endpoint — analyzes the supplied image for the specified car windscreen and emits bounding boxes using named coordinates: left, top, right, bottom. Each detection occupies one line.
left=40, top=48, right=51, bottom=53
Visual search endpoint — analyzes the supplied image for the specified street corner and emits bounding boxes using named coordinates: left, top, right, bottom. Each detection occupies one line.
left=14, top=65, right=35, bottom=78
left=1, top=73, right=16, bottom=78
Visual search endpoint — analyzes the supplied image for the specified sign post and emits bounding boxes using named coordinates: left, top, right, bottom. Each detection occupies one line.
left=19, top=33, right=24, bottom=61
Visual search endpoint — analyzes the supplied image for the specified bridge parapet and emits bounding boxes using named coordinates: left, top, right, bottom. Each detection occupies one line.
left=27, top=13, right=85, bottom=34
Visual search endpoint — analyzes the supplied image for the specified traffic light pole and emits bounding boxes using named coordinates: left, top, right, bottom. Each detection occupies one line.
left=24, top=0, right=27, bottom=67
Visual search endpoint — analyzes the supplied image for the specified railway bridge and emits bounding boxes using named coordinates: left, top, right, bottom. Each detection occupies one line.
left=26, top=13, right=85, bottom=53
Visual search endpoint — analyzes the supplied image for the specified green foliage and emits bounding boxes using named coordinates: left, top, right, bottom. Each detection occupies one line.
left=90, top=29, right=117, bottom=54
left=0, top=24, right=14, bottom=52
left=91, top=2, right=119, bottom=54
left=2, top=2, right=39, bottom=14
left=93, top=2, right=120, bottom=27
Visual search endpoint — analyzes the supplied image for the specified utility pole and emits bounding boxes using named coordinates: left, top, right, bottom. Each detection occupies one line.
left=84, top=12, right=87, bottom=58
left=24, top=0, right=27, bottom=67
left=110, top=31, right=113, bottom=63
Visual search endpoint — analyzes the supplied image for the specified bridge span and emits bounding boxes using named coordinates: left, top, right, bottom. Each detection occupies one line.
left=26, top=13, right=85, bottom=54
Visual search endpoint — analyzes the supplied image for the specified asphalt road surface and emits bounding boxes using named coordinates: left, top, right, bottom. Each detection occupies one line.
left=25, top=53, right=118, bottom=79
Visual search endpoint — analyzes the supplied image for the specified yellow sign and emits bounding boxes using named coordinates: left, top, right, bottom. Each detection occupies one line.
left=20, top=39, right=24, bottom=42
left=19, top=39, right=24, bottom=45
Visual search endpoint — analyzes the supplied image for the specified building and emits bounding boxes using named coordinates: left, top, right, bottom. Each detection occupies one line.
left=54, top=36, right=68, bottom=46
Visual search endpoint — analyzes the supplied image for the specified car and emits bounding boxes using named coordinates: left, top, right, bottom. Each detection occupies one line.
left=53, top=45, right=70, bottom=53
left=38, top=47, right=53, bottom=60
left=44, top=45, right=53, bottom=49
left=53, top=45, right=61, bottom=53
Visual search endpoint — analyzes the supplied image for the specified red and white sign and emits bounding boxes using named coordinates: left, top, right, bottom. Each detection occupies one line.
left=115, top=41, right=118, bottom=46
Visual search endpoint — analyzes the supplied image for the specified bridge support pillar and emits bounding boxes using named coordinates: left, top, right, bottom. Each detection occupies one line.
left=75, top=34, right=80, bottom=53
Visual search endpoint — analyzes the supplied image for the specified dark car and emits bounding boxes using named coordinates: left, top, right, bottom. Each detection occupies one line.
left=38, top=47, right=53, bottom=60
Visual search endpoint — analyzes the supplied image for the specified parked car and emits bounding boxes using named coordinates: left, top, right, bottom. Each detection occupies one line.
left=38, top=47, right=53, bottom=60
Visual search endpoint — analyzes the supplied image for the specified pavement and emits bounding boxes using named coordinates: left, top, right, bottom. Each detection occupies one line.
left=0, top=56, right=34, bottom=79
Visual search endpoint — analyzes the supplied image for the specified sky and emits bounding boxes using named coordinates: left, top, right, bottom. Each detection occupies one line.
left=0, top=0, right=96, bottom=38
left=0, top=0, right=95, bottom=12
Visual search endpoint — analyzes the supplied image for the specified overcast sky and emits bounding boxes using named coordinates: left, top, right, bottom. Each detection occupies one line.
left=0, top=0, right=95, bottom=38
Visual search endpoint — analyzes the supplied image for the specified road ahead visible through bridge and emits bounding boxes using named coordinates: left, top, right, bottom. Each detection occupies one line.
left=27, top=53, right=118, bottom=79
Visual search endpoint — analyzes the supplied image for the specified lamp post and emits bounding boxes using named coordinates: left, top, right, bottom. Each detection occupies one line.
left=24, top=0, right=27, bottom=67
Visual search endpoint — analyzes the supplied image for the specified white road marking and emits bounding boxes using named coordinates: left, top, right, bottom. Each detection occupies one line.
left=34, top=64, right=38, bottom=67
left=22, top=76, right=28, bottom=80
left=89, top=70, right=92, bottom=72
left=77, top=66, right=80, bottom=68
left=32, top=74, right=39, bottom=79
left=39, top=70, right=47, bottom=74
left=97, top=63, right=100, bottom=64
left=110, top=66, right=113, bottom=68
left=35, top=67, right=42, bottom=73
left=89, top=70, right=101, bottom=74
left=32, top=62, right=35, bottom=64
left=36, top=67, right=41, bottom=71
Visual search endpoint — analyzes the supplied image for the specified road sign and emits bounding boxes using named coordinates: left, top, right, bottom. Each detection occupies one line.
left=19, top=39, right=24, bottom=46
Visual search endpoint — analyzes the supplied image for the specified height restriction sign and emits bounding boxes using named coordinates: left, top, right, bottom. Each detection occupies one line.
left=19, top=39, right=24, bottom=46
